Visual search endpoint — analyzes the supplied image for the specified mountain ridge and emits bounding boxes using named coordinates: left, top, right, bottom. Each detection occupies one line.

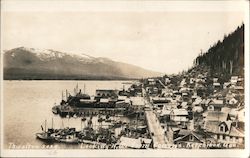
left=3, top=47, right=162, bottom=80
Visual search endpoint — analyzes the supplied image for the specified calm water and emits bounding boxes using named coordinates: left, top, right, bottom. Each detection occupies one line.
left=3, top=80, right=132, bottom=149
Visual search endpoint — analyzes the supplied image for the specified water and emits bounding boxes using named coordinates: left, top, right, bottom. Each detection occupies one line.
left=3, top=80, right=133, bottom=149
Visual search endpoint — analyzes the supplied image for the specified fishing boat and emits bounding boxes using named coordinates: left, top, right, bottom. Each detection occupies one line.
left=55, top=135, right=79, bottom=144
left=52, top=106, right=58, bottom=114
left=81, top=117, right=87, bottom=121
left=36, top=120, right=55, bottom=142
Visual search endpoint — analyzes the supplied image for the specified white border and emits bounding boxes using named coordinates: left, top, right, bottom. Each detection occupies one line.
left=1, top=0, right=249, bottom=157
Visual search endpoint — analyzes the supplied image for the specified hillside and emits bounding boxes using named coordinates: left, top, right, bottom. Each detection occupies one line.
left=194, top=24, right=244, bottom=78
left=3, top=47, right=162, bottom=80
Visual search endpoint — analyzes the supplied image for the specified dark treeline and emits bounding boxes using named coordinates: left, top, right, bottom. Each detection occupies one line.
left=194, top=24, right=244, bottom=78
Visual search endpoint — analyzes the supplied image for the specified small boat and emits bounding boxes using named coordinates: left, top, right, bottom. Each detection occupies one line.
left=105, top=119, right=112, bottom=123
left=98, top=118, right=104, bottom=122
left=52, top=106, right=58, bottom=114
left=73, top=114, right=77, bottom=118
left=36, top=132, right=54, bottom=142
left=36, top=120, right=55, bottom=142
left=55, top=135, right=79, bottom=144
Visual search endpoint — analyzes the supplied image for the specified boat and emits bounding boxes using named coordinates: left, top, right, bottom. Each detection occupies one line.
left=105, top=119, right=112, bottom=123
left=81, top=117, right=87, bottom=121
left=52, top=106, right=58, bottom=114
left=36, top=120, right=55, bottom=142
left=98, top=118, right=104, bottom=122
left=55, top=135, right=79, bottom=144
left=36, top=132, right=54, bottom=142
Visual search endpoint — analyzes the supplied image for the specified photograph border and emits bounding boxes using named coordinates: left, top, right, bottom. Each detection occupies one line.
left=0, top=0, right=249, bottom=157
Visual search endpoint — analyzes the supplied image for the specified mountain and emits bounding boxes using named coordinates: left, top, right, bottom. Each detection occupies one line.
left=194, top=24, right=244, bottom=78
left=3, top=47, right=162, bottom=80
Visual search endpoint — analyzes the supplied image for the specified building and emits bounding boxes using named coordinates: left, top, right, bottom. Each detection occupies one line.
left=96, top=89, right=118, bottom=98
left=173, top=129, right=206, bottom=149
left=204, top=120, right=244, bottom=148
left=170, top=109, right=189, bottom=124
left=207, top=99, right=224, bottom=111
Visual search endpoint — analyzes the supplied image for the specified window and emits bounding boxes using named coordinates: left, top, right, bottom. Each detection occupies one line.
left=189, top=135, right=194, bottom=141
left=230, top=136, right=233, bottom=141
left=236, top=137, right=239, bottom=142
left=223, top=135, right=226, bottom=140
left=220, top=125, right=225, bottom=132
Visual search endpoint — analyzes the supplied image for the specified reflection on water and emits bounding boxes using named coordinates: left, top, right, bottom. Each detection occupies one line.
left=3, top=80, right=132, bottom=149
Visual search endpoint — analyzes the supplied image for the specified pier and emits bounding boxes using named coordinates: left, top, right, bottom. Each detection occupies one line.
left=142, top=88, right=167, bottom=148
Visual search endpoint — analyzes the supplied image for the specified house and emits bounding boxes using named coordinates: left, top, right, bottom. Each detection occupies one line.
left=192, top=97, right=202, bottom=106
left=182, top=92, right=189, bottom=101
left=204, top=120, right=244, bottom=148
left=213, top=78, right=219, bottom=83
left=223, top=82, right=231, bottom=89
left=130, top=97, right=145, bottom=111
left=213, top=82, right=221, bottom=89
left=181, top=102, right=188, bottom=109
left=200, top=99, right=211, bottom=108
left=96, top=89, right=118, bottom=98
left=230, top=76, right=238, bottom=85
left=228, top=98, right=238, bottom=105
left=221, top=107, right=237, bottom=121
left=165, top=77, right=171, bottom=85
left=207, top=99, right=224, bottom=111
left=172, top=129, right=207, bottom=149
left=148, top=78, right=156, bottom=85
left=159, top=109, right=171, bottom=123
left=170, top=109, right=189, bottom=124
left=203, top=111, right=230, bottom=122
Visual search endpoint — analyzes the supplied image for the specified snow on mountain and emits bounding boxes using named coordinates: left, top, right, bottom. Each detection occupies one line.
left=4, top=47, right=162, bottom=80
left=11, top=47, right=95, bottom=62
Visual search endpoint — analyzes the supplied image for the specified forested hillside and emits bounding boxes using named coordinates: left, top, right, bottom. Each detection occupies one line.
left=194, top=24, right=244, bottom=78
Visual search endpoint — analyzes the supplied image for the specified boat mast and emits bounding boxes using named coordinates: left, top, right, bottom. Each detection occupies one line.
left=62, top=91, right=64, bottom=101
left=52, top=118, right=54, bottom=129
left=84, top=84, right=86, bottom=94
left=66, top=89, right=68, bottom=100
left=45, top=119, right=47, bottom=132
left=81, top=119, right=82, bottom=130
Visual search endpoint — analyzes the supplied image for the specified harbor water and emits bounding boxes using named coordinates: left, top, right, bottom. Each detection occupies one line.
left=3, top=80, right=133, bottom=149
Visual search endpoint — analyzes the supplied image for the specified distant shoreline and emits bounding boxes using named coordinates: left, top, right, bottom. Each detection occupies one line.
left=3, top=78, right=138, bottom=81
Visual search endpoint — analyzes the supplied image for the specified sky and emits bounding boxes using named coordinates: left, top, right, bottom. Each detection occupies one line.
left=1, top=1, right=246, bottom=74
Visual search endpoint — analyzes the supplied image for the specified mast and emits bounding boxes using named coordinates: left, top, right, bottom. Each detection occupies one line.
left=84, top=84, right=86, bottom=94
left=52, top=118, right=54, bottom=129
left=81, top=119, right=83, bottom=130
left=62, top=91, right=64, bottom=101
left=45, top=119, right=47, bottom=132
left=66, top=89, right=68, bottom=100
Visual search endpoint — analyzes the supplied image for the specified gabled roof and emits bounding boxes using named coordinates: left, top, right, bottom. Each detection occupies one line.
left=210, top=99, right=223, bottom=105
left=204, top=120, right=244, bottom=137
left=160, top=109, right=171, bottom=116
left=171, top=109, right=188, bottom=116
left=229, top=126, right=244, bottom=137
left=204, top=121, right=221, bottom=133
left=193, top=98, right=202, bottom=105
left=130, top=97, right=144, bottom=106
left=204, top=111, right=229, bottom=122
left=174, top=130, right=203, bottom=143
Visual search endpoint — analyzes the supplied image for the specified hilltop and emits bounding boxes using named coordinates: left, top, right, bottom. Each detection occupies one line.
left=3, top=47, right=162, bottom=80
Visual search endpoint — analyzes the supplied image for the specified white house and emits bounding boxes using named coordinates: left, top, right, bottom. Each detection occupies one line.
left=170, top=109, right=189, bottom=123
